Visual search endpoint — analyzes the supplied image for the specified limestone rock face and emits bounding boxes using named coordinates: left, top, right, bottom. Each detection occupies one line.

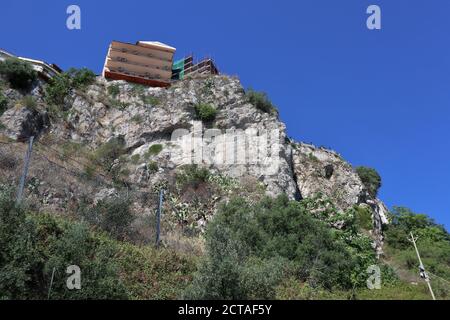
left=292, top=142, right=364, bottom=212
left=0, top=74, right=389, bottom=253
left=0, top=106, right=49, bottom=140
left=54, top=76, right=298, bottom=200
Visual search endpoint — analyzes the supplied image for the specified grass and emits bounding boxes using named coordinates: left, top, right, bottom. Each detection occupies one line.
left=142, top=95, right=160, bottom=106
left=148, top=161, right=158, bottom=173
left=144, top=144, right=163, bottom=159
left=194, top=103, right=217, bottom=122
left=245, top=88, right=277, bottom=114
left=108, top=84, right=121, bottom=98
left=61, top=141, right=86, bottom=160
left=131, top=154, right=141, bottom=165
left=131, top=115, right=143, bottom=124
left=20, top=95, right=37, bottom=110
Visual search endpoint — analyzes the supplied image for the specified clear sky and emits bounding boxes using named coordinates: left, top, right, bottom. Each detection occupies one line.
left=1, top=0, right=449, bottom=230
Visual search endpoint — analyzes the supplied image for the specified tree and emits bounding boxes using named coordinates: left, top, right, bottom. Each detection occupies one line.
left=184, top=195, right=365, bottom=299
left=0, top=58, right=37, bottom=90
left=356, top=166, right=382, bottom=198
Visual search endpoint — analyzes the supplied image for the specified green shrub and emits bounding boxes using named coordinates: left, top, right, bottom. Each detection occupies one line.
left=108, top=84, right=120, bottom=97
left=68, top=68, right=96, bottom=88
left=0, top=92, right=7, bottom=115
left=20, top=95, right=37, bottom=110
left=90, top=137, right=126, bottom=172
left=109, top=99, right=129, bottom=110
left=383, top=206, right=450, bottom=299
left=0, top=58, right=37, bottom=90
left=184, top=195, right=368, bottom=299
left=0, top=184, right=196, bottom=300
left=116, top=243, right=197, bottom=299
left=142, top=95, right=160, bottom=106
left=145, top=144, right=163, bottom=158
left=352, top=205, right=373, bottom=230
left=79, top=196, right=134, bottom=241
left=355, top=166, right=382, bottom=198
left=131, top=83, right=146, bottom=96
left=0, top=185, right=128, bottom=299
left=148, top=161, right=158, bottom=173
left=385, top=207, right=449, bottom=249
left=245, top=88, right=277, bottom=114
left=176, top=165, right=211, bottom=189
left=194, top=103, right=217, bottom=122
left=130, top=154, right=140, bottom=164
left=45, top=67, right=96, bottom=106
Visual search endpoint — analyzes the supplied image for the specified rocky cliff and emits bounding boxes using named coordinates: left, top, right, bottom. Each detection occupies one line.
left=0, top=74, right=388, bottom=252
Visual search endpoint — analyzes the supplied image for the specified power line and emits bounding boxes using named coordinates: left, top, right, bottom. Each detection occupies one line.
left=428, top=271, right=450, bottom=287
left=16, top=136, right=34, bottom=204
left=33, top=145, right=116, bottom=188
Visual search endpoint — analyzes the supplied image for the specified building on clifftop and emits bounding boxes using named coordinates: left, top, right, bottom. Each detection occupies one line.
left=102, top=40, right=176, bottom=88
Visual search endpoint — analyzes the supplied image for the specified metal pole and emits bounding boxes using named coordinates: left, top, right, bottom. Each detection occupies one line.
left=156, top=189, right=164, bottom=247
left=47, top=267, right=56, bottom=300
left=16, top=136, right=34, bottom=204
left=410, top=232, right=436, bottom=300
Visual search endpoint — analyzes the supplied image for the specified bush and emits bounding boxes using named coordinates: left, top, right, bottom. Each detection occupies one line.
left=148, top=161, right=158, bottom=173
left=108, top=84, right=120, bottom=98
left=383, top=206, right=450, bottom=299
left=0, top=185, right=128, bottom=299
left=0, top=92, right=7, bottom=115
left=0, top=184, right=197, bottom=300
left=90, top=137, right=126, bottom=172
left=184, top=195, right=369, bottom=299
left=79, top=196, right=134, bottom=241
left=194, top=103, right=217, bottom=122
left=142, top=95, right=160, bottom=106
left=20, top=95, right=37, bottom=110
left=385, top=207, right=449, bottom=249
left=352, top=205, right=373, bottom=230
left=146, top=144, right=163, bottom=158
left=355, top=166, right=382, bottom=198
left=245, top=88, right=277, bottom=114
left=68, top=68, right=96, bottom=88
left=130, top=154, right=140, bottom=165
left=45, top=67, right=96, bottom=106
left=0, top=58, right=37, bottom=90
left=176, top=165, right=211, bottom=189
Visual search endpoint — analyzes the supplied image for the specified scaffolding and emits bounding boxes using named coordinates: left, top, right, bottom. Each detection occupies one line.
left=172, top=55, right=219, bottom=81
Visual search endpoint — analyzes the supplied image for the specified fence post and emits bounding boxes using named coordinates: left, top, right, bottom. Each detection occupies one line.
left=16, top=136, right=34, bottom=205
left=156, top=189, right=164, bottom=247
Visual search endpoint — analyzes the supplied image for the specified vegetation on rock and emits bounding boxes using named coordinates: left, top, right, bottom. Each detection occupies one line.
left=0, top=58, right=37, bottom=90
left=194, top=103, right=217, bottom=122
left=356, top=166, right=382, bottom=198
left=245, top=88, right=277, bottom=114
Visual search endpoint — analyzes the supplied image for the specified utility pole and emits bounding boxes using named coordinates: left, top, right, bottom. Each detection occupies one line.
left=16, top=136, right=34, bottom=205
left=409, top=232, right=436, bottom=300
left=155, top=189, right=164, bottom=247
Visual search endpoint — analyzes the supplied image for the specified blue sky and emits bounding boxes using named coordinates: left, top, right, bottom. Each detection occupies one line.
left=1, top=0, right=449, bottom=230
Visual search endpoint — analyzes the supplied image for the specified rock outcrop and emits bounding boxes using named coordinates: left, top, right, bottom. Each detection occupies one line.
left=0, top=106, right=49, bottom=140
left=0, top=74, right=389, bottom=253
